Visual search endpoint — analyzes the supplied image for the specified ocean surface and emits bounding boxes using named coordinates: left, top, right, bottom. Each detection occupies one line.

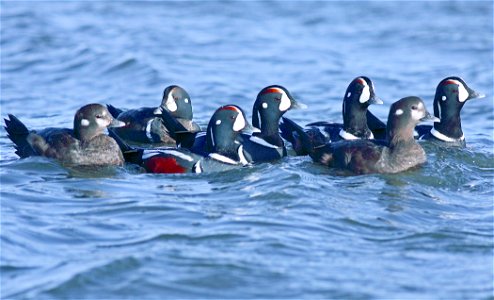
left=1, top=1, right=493, bottom=299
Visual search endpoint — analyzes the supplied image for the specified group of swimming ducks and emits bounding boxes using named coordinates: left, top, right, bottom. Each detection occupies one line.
left=4, top=76, right=484, bottom=175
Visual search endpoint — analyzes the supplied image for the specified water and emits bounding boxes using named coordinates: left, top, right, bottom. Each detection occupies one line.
left=1, top=1, right=493, bottom=298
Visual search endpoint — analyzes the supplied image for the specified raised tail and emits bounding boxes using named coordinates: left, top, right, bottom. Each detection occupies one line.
left=106, top=104, right=124, bottom=119
left=279, top=117, right=322, bottom=156
left=158, top=109, right=198, bottom=148
left=107, top=129, right=143, bottom=165
left=4, top=114, right=37, bottom=157
left=366, top=110, right=387, bottom=140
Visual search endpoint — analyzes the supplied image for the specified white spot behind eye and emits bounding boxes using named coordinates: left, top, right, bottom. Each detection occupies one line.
left=417, top=102, right=423, bottom=109
left=395, top=109, right=404, bottom=116
left=359, top=85, right=370, bottom=103
left=81, top=119, right=90, bottom=126
left=262, top=102, right=268, bottom=109
left=165, top=93, right=178, bottom=112
left=441, top=95, right=447, bottom=101
left=279, top=92, right=291, bottom=111
left=233, top=112, right=246, bottom=131
left=215, top=119, right=222, bottom=125
left=184, top=98, right=189, bottom=103
left=347, top=92, right=351, bottom=98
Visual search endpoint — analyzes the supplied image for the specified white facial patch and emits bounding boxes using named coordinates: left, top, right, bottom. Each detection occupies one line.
left=165, top=92, right=178, bottom=112
left=279, top=91, right=291, bottom=111
left=347, top=92, right=351, bottom=98
left=395, top=109, right=404, bottom=116
left=215, top=119, right=222, bottom=125
left=262, top=102, right=268, bottom=109
left=441, top=95, right=447, bottom=101
left=81, top=119, right=90, bottom=126
left=184, top=98, right=189, bottom=103
left=96, top=118, right=109, bottom=127
left=359, top=84, right=370, bottom=103
left=457, top=82, right=469, bottom=102
left=233, top=111, right=246, bottom=132
left=411, top=108, right=424, bottom=120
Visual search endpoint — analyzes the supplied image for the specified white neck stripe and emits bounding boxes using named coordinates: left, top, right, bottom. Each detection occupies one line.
left=145, top=119, right=154, bottom=142
left=209, top=153, right=239, bottom=165
left=339, top=129, right=373, bottom=140
left=142, top=149, right=194, bottom=161
left=249, top=136, right=280, bottom=148
left=238, top=145, right=249, bottom=165
left=430, top=128, right=464, bottom=142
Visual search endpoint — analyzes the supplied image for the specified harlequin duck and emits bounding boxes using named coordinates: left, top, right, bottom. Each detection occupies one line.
left=4, top=104, right=125, bottom=166
left=280, top=76, right=383, bottom=155
left=109, top=105, right=250, bottom=173
left=184, top=85, right=304, bottom=163
left=107, top=85, right=201, bottom=145
left=285, top=96, right=439, bottom=174
left=415, top=77, right=485, bottom=146
left=367, top=77, right=485, bottom=145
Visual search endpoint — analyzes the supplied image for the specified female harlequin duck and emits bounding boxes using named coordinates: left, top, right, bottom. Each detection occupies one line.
left=109, top=105, right=251, bottom=173
left=183, top=85, right=304, bottom=163
left=283, top=96, right=439, bottom=174
left=4, top=104, right=125, bottom=166
left=107, top=85, right=201, bottom=145
left=280, top=76, right=383, bottom=155
left=367, top=76, right=484, bottom=145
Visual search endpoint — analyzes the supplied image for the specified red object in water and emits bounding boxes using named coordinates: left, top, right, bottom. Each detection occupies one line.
left=144, top=156, right=187, bottom=173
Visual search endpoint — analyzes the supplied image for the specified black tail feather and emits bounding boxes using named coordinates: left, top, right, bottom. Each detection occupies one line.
left=366, top=110, right=387, bottom=140
left=4, top=114, right=37, bottom=157
left=107, top=104, right=123, bottom=119
left=279, top=117, right=319, bottom=156
left=159, top=109, right=198, bottom=148
left=107, top=129, right=143, bottom=165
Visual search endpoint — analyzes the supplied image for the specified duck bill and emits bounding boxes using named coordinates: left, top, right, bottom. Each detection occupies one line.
left=420, top=112, right=440, bottom=123
left=109, top=119, right=126, bottom=128
left=467, top=88, right=486, bottom=100
left=291, top=99, right=308, bottom=110
left=368, top=95, right=384, bottom=105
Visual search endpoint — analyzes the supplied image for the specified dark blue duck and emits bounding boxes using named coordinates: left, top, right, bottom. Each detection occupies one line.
left=284, top=96, right=439, bottom=174
left=109, top=105, right=250, bottom=173
left=367, top=76, right=485, bottom=146
left=280, top=76, right=383, bottom=155
left=4, top=104, right=125, bottom=166
left=107, top=85, right=200, bottom=145
left=184, top=85, right=304, bottom=163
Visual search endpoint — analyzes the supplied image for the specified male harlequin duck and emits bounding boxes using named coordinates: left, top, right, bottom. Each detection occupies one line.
left=109, top=105, right=251, bottom=173
left=107, top=85, right=201, bottom=145
left=280, top=76, right=383, bottom=155
left=283, top=96, right=439, bottom=174
left=415, top=77, right=484, bottom=146
left=183, top=85, right=304, bottom=163
left=367, top=77, right=485, bottom=145
left=4, top=104, right=125, bottom=166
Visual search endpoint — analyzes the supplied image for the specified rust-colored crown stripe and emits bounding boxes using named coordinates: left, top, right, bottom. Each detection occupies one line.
left=355, top=78, right=366, bottom=85
left=261, top=88, right=283, bottom=95
left=219, top=105, right=241, bottom=113
left=442, top=79, right=459, bottom=86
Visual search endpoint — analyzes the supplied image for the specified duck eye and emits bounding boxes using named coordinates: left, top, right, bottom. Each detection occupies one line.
left=96, top=114, right=102, bottom=118
left=411, top=105, right=418, bottom=110
left=173, top=96, right=179, bottom=101
left=274, top=97, right=281, bottom=101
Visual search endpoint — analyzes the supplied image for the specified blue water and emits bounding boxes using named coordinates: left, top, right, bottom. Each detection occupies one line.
left=1, top=1, right=493, bottom=299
